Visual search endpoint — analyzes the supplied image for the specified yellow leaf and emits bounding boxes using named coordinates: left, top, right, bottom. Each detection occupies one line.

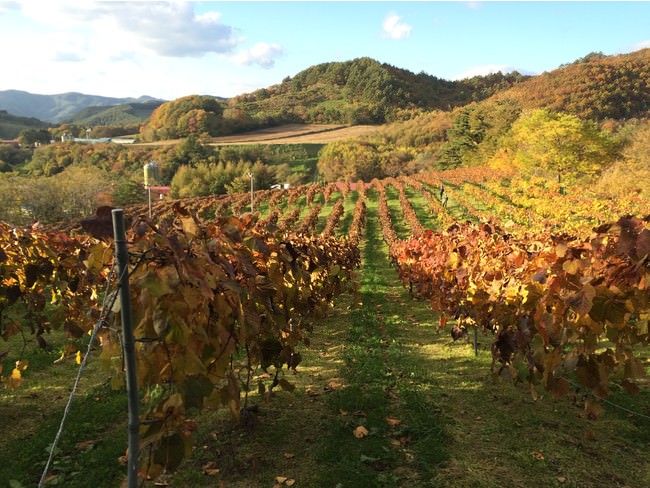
left=15, top=360, right=28, bottom=371
left=532, top=450, right=544, bottom=461
left=353, top=425, right=369, bottom=439
left=76, top=351, right=82, bottom=365
left=5, top=367, right=23, bottom=389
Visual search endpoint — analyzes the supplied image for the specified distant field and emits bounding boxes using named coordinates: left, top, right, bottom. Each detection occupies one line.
left=132, top=124, right=378, bottom=147
left=209, top=124, right=378, bottom=145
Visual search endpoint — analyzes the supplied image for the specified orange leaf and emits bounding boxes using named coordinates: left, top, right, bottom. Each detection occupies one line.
left=384, top=417, right=401, bottom=428
left=353, top=426, right=369, bottom=439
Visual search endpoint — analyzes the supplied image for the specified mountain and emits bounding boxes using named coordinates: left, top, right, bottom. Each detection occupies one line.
left=490, top=48, right=650, bottom=120
left=0, top=110, right=49, bottom=139
left=65, top=100, right=165, bottom=127
left=0, top=90, right=163, bottom=123
left=229, top=57, right=529, bottom=125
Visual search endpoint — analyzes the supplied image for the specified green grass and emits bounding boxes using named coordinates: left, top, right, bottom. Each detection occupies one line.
left=0, top=331, right=128, bottom=488
left=384, top=186, right=411, bottom=240
left=338, top=190, right=359, bottom=236
left=404, top=185, right=439, bottom=231
left=313, top=190, right=449, bottom=487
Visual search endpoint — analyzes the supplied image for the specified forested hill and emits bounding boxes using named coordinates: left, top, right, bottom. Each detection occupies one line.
left=64, top=100, right=165, bottom=127
left=0, top=90, right=162, bottom=123
left=0, top=110, right=49, bottom=139
left=229, top=57, right=529, bottom=125
left=491, top=48, right=650, bottom=120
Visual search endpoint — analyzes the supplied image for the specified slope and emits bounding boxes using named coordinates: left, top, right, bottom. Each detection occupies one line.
left=491, top=48, right=650, bottom=120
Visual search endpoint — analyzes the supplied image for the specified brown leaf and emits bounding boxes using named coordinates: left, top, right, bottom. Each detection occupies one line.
left=283, top=452, right=295, bottom=459
left=353, top=426, right=369, bottom=439
left=325, top=380, right=344, bottom=391
left=557, top=476, right=567, bottom=483
left=202, top=461, right=220, bottom=476
left=285, top=480, right=296, bottom=487
left=532, top=450, right=544, bottom=461
left=584, top=398, right=603, bottom=420
left=384, top=417, right=401, bottom=427
left=75, top=439, right=99, bottom=450
left=275, top=476, right=288, bottom=484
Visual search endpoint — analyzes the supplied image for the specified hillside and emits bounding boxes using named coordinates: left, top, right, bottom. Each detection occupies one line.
left=0, top=109, right=49, bottom=139
left=229, top=57, right=529, bottom=125
left=64, top=100, right=165, bottom=127
left=139, top=58, right=528, bottom=141
left=491, top=48, right=650, bottom=120
left=0, top=90, right=162, bottom=123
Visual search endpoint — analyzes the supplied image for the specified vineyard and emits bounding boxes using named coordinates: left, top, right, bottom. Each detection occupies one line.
left=1, top=167, right=649, bottom=487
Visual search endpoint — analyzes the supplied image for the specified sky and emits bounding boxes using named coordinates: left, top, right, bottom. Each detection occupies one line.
left=0, top=1, right=649, bottom=100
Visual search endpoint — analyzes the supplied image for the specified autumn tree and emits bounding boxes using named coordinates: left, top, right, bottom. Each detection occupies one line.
left=318, top=140, right=381, bottom=181
left=507, top=109, right=619, bottom=184
left=140, top=95, right=225, bottom=141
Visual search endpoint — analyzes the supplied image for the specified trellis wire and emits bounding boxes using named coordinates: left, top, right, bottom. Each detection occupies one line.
left=38, top=261, right=118, bottom=488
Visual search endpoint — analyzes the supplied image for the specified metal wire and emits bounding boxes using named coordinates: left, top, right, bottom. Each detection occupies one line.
left=38, top=261, right=118, bottom=487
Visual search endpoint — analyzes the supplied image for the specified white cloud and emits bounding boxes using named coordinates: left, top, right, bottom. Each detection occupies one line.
left=20, top=1, right=243, bottom=58
left=465, top=2, right=482, bottom=10
left=0, top=1, right=19, bottom=14
left=453, top=64, right=534, bottom=80
left=234, top=42, right=284, bottom=69
left=382, top=13, right=412, bottom=40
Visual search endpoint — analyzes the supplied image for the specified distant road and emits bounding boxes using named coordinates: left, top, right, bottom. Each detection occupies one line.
left=132, top=124, right=379, bottom=147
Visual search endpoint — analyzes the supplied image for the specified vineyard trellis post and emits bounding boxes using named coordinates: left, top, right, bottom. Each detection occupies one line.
left=112, top=209, right=139, bottom=488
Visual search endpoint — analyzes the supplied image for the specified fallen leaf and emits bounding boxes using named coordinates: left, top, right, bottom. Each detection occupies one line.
left=353, top=426, right=369, bottom=439
left=75, top=439, right=99, bottom=450
left=339, top=409, right=348, bottom=416
left=384, top=417, right=401, bottom=428
left=557, top=476, right=567, bottom=483
left=532, top=450, right=544, bottom=461
left=275, top=476, right=288, bottom=484
left=352, top=410, right=367, bottom=417
left=475, top=416, right=482, bottom=421
left=325, top=380, right=344, bottom=391
left=202, top=461, right=220, bottom=476
left=286, top=480, right=296, bottom=486
left=283, top=452, right=295, bottom=459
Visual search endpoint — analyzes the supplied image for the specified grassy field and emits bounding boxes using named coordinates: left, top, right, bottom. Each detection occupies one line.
left=1, top=183, right=649, bottom=487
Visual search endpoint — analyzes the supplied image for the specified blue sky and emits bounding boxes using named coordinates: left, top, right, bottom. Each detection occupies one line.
left=0, top=1, right=648, bottom=100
